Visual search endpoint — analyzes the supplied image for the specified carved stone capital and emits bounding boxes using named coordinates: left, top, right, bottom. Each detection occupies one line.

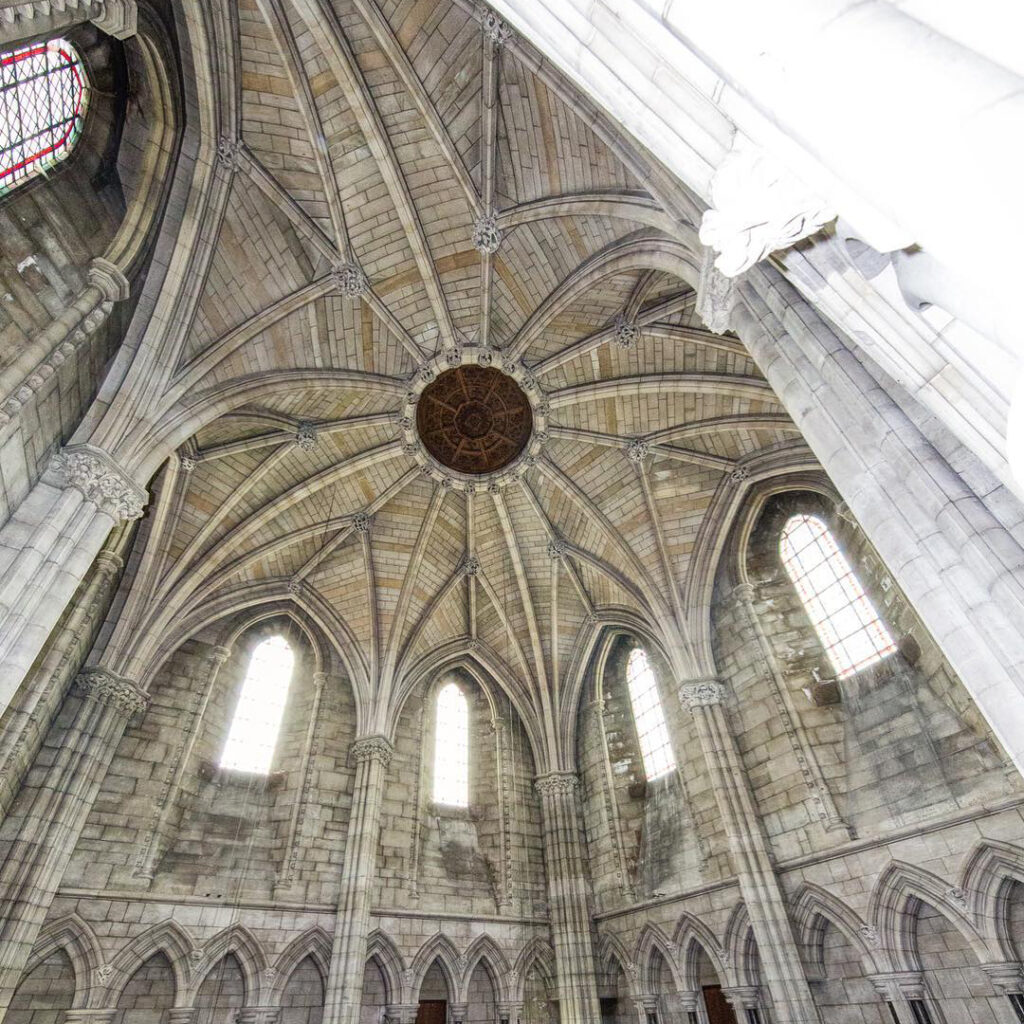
left=867, top=971, right=925, bottom=1001
left=980, top=962, right=1024, bottom=994
left=76, top=667, right=149, bottom=719
left=350, top=734, right=394, bottom=767
left=88, top=257, right=130, bottom=302
left=699, top=138, right=835, bottom=277
left=722, top=986, right=760, bottom=1010
left=678, top=678, right=726, bottom=711
left=92, top=551, right=124, bottom=579
left=210, top=645, right=232, bottom=665
left=48, top=444, right=147, bottom=521
left=534, top=770, right=579, bottom=796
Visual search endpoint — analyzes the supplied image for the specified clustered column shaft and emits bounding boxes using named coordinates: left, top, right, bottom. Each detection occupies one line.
left=535, top=770, right=601, bottom=1024
left=679, top=679, right=821, bottom=1024
left=323, top=734, right=393, bottom=1024
left=0, top=668, right=148, bottom=1014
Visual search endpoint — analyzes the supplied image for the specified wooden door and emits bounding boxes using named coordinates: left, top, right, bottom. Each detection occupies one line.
left=703, top=985, right=739, bottom=1024
left=416, top=1000, right=447, bottom=1024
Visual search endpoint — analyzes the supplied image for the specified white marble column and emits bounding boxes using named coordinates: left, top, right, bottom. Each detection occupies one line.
left=534, top=770, right=601, bottom=1024
left=0, top=668, right=148, bottom=1015
left=679, top=680, right=820, bottom=1024
left=323, top=735, right=393, bottom=1024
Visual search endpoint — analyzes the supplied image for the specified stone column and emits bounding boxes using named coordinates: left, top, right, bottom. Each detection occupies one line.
left=0, top=445, right=146, bottom=715
left=0, top=1, right=137, bottom=46
left=534, top=770, right=601, bottom=1024
left=323, top=735, right=393, bottom=1024
left=678, top=680, right=820, bottom=1024
left=0, top=668, right=148, bottom=1014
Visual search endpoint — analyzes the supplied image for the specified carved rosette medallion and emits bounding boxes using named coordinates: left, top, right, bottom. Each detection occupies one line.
left=401, top=349, right=548, bottom=492
left=679, top=679, right=726, bottom=711
left=76, top=667, right=150, bottom=718
left=48, top=444, right=147, bottom=521
left=534, top=771, right=579, bottom=796
left=350, top=734, right=394, bottom=768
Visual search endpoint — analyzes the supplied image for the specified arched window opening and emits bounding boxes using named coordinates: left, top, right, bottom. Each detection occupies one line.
left=221, top=635, right=294, bottom=774
left=1, top=38, right=89, bottom=195
left=433, top=681, right=469, bottom=806
left=625, top=647, right=676, bottom=781
left=780, top=514, right=896, bottom=679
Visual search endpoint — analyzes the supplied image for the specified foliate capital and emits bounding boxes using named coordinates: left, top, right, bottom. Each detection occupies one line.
left=76, top=667, right=149, bottom=718
left=534, top=770, right=579, bottom=796
left=678, top=678, right=726, bottom=711
left=48, top=444, right=147, bottom=521
left=483, top=11, right=512, bottom=47
left=350, top=734, right=394, bottom=767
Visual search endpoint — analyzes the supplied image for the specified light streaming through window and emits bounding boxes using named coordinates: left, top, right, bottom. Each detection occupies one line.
left=433, top=682, right=469, bottom=807
left=1, top=38, right=88, bottom=195
left=625, top=647, right=676, bottom=781
left=780, top=514, right=896, bottom=679
left=221, top=635, right=294, bottom=774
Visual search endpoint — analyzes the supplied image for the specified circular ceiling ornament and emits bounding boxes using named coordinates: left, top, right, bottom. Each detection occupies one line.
left=400, top=347, right=548, bottom=492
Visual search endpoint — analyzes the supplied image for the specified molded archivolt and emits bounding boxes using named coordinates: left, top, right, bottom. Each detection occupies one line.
left=24, top=914, right=101, bottom=1010
left=510, top=937, right=557, bottom=1001
left=106, top=920, right=194, bottom=1006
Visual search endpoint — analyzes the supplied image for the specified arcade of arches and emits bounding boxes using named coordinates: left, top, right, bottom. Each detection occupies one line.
left=0, top=2, right=1022, bottom=1024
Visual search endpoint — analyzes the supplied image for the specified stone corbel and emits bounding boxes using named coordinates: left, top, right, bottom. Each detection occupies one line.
left=92, top=0, right=136, bottom=38
left=46, top=443, right=147, bottom=521
left=0, top=0, right=136, bottom=45
left=699, top=137, right=835, bottom=277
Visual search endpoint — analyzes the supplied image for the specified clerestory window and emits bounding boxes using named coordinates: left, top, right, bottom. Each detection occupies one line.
left=433, top=681, right=469, bottom=807
left=1, top=38, right=89, bottom=196
left=221, top=635, right=294, bottom=774
left=625, top=647, right=676, bottom=781
left=779, top=513, right=896, bottom=679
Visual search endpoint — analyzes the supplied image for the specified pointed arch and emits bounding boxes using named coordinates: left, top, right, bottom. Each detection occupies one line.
left=25, top=914, right=101, bottom=1010
left=191, top=924, right=267, bottom=1006
left=108, top=920, right=195, bottom=1005
left=634, top=923, right=684, bottom=994
left=959, top=839, right=1024, bottom=957
left=267, top=927, right=331, bottom=1003
left=672, top=912, right=730, bottom=990
left=596, top=933, right=639, bottom=999
left=868, top=860, right=994, bottom=970
left=791, top=883, right=883, bottom=980
left=511, top=938, right=556, bottom=1001
left=409, top=933, right=461, bottom=1003
left=366, top=929, right=406, bottom=1005
left=723, top=903, right=755, bottom=986
left=461, top=935, right=511, bottom=1003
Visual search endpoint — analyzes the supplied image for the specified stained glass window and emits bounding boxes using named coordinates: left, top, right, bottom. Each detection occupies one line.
left=221, top=635, right=294, bottom=774
left=780, top=514, right=896, bottom=679
left=433, top=682, right=469, bottom=806
left=1, top=38, right=88, bottom=196
left=625, top=647, right=676, bottom=781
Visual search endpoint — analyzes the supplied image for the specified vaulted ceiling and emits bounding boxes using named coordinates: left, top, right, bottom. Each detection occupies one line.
left=117, top=0, right=808, bottom=746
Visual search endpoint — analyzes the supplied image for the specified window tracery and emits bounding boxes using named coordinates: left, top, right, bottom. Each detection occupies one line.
left=1, top=38, right=89, bottom=195
left=433, top=682, right=469, bottom=806
left=625, top=647, right=676, bottom=781
left=779, top=513, right=896, bottom=678
left=220, top=635, right=294, bottom=774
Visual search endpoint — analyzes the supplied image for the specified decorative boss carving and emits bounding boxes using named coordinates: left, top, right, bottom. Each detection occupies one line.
left=472, top=213, right=502, bottom=255
left=483, top=11, right=512, bottom=47
left=295, top=423, right=318, bottom=451
left=613, top=314, right=640, bottom=350
left=353, top=512, right=373, bottom=534
left=76, top=667, right=149, bottom=718
left=331, top=260, right=369, bottom=297
left=679, top=680, right=725, bottom=710
left=48, top=444, right=147, bottom=521
left=216, top=136, right=241, bottom=172
left=462, top=555, right=481, bottom=577
left=626, top=438, right=650, bottom=464
left=546, top=537, right=568, bottom=561
left=699, top=138, right=835, bottom=277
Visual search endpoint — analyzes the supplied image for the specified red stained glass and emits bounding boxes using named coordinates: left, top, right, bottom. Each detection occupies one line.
left=1, top=38, right=88, bottom=195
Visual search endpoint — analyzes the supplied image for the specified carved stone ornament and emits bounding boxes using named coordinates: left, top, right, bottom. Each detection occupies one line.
left=696, top=245, right=737, bottom=335
left=295, top=423, right=318, bottom=451
left=287, top=576, right=302, bottom=596
left=729, top=465, right=751, bottom=484
left=95, top=963, right=115, bottom=984
left=546, top=537, right=568, bottom=560
left=858, top=925, right=881, bottom=948
left=76, top=667, right=150, bottom=718
left=216, top=136, right=241, bottom=172
left=626, top=438, right=650, bottom=463
left=94, top=0, right=138, bottom=39
left=48, top=444, right=147, bottom=521
left=698, top=137, right=836, bottom=277
left=534, top=771, right=579, bottom=796
left=353, top=512, right=373, bottom=534
left=351, top=734, right=394, bottom=767
left=946, top=886, right=968, bottom=909
left=679, top=679, right=725, bottom=710
left=979, top=962, right=1024, bottom=995
left=331, top=260, right=369, bottom=297
left=179, top=455, right=197, bottom=473
left=613, top=314, right=640, bottom=350
left=483, top=11, right=512, bottom=47
left=472, top=213, right=502, bottom=255
left=462, top=555, right=481, bottom=577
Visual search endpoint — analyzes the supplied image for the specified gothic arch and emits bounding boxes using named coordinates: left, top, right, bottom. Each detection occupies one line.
left=634, top=923, right=685, bottom=994
left=24, top=913, right=101, bottom=1010
left=723, top=903, right=758, bottom=986
left=409, top=934, right=462, bottom=1003
left=511, top=938, right=556, bottom=1002
left=672, top=912, right=731, bottom=989
left=268, top=928, right=331, bottom=1004
left=791, top=884, right=884, bottom=980
left=959, top=840, right=1024, bottom=957
left=596, top=933, right=641, bottom=1001
left=188, top=925, right=267, bottom=1007
left=461, top=935, right=511, bottom=1003
left=107, top=920, right=194, bottom=1006
left=366, top=930, right=406, bottom=1005
left=868, top=861, right=994, bottom=970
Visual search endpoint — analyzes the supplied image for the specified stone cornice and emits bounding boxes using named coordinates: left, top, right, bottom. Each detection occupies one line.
left=47, top=444, right=147, bottom=521
left=0, top=0, right=136, bottom=42
left=678, top=678, right=726, bottom=710
left=350, top=734, right=394, bottom=767
left=76, top=667, right=149, bottom=718
left=534, top=770, right=579, bottom=796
